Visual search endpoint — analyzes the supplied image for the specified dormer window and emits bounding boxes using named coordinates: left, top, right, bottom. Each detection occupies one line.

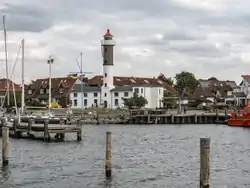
left=40, top=88, right=44, bottom=94
left=59, top=88, right=64, bottom=93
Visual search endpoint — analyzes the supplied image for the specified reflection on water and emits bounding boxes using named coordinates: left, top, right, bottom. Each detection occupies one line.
left=0, top=124, right=250, bottom=188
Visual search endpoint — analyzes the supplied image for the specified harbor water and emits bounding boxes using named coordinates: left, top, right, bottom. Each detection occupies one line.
left=0, top=124, right=250, bottom=188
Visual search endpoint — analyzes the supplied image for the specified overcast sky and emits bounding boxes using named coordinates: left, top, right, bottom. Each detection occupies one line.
left=0, top=0, right=250, bottom=84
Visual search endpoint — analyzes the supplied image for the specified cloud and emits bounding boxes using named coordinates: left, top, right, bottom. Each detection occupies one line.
left=0, top=0, right=249, bottom=84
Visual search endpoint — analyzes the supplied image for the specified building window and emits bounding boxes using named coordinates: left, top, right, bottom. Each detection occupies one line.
left=104, top=73, right=107, bottom=77
left=40, top=88, right=44, bottom=94
left=105, top=83, right=107, bottom=87
left=28, top=89, right=32, bottom=95
left=104, top=93, right=107, bottom=97
left=159, top=89, right=161, bottom=94
left=84, top=99, right=87, bottom=107
left=115, top=99, right=119, bottom=106
left=74, top=93, right=78, bottom=97
left=104, top=60, right=108, bottom=64
left=84, top=93, right=87, bottom=97
left=124, top=92, right=128, bottom=97
left=94, top=99, right=98, bottom=105
left=141, top=88, right=143, bottom=93
left=105, top=48, right=107, bottom=52
left=74, top=99, right=77, bottom=106
left=59, top=88, right=64, bottom=93
left=94, top=93, right=98, bottom=97
left=134, top=88, right=139, bottom=94
left=46, top=88, right=49, bottom=94
left=114, top=92, right=119, bottom=97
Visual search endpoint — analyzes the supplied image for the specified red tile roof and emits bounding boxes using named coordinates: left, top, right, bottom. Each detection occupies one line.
left=26, top=77, right=77, bottom=99
left=88, top=75, right=176, bottom=93
left=242, top=75, right=250, bottom=83
left=0, top=78, right=22, bottom=93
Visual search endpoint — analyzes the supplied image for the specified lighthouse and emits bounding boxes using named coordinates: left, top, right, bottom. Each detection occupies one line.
left=101, top=29, right=116, bottom=108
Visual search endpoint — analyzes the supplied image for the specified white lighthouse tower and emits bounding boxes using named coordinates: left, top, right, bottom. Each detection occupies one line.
left=101, top=29, right=116, bottom=108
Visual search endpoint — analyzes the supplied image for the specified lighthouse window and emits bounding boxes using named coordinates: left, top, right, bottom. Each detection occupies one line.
left=104, top=48, right=107, bottom=52
left=105, top=83, right=107, bottom=87
left=104, top=73, right=107, bottom=77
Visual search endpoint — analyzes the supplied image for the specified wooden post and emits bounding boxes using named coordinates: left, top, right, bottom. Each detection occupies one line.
left=1, top=117, right=7, bottom=127
left=105, top=131, right=112, bottom=178
left=77, top=126, right=82, bottom=141
left=28, top=118, right=33, bottom=136
left=200, top=138, right=210, bottom=188
left=215, top=108, right=219, bottom=121
left=13, top=118, right=18, bottom=137
left=2, top=127, right=9, bottom=166
left=43, top=119, right=50, bottom=141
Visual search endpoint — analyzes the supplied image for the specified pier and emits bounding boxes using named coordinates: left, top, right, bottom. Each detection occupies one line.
left=127, top=109, right=230, bottom=124
left=0, top=118, right=82, bottom=142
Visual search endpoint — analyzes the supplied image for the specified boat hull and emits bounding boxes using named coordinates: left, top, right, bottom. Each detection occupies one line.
left=228, top=119, right=250, bottom=127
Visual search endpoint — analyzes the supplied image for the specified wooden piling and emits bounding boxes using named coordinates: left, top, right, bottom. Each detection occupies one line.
left=13, top=118, right=18, bottom=136
left=28, top=118, right=33, bottom=135
left=2, top=127, right=9, bottom=166
left=200, top=138, right=210, bottom=188
left=43, top=119, right=50, bottom=141
left=77, top=127, right=82, bottom=141
left=105, top=131, right=112, bottom=178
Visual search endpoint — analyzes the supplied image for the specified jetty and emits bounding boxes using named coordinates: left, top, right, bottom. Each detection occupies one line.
left=0, top=117, right=82, bottom=142
left=127, top=109, right=230, bottom=124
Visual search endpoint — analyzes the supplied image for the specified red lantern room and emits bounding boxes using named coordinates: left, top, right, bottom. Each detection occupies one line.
left=103, top=29, right=113, bottom=39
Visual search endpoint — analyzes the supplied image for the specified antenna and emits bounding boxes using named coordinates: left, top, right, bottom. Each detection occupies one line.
left=69, top=53, right=93, bottom=118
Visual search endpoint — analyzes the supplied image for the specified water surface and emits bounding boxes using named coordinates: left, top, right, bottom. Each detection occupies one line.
left=0, top=124, right=250, bottom=188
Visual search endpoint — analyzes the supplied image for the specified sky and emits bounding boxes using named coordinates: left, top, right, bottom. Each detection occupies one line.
left=0, top=0, right=250, bottom=84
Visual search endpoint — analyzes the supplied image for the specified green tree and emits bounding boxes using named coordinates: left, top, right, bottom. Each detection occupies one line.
left=175, top=71, right=198, bottom=95
left=123, top=92, right=148, bottom=109
left=3, top=93, right=22, bottom=107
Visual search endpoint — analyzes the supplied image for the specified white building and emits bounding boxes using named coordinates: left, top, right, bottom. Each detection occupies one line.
left=70, top=84, right=164, bottom=109
left=69, top=29, right=166, bottom=109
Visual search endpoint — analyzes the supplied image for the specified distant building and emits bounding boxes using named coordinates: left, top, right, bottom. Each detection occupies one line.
left=25, top=77, right=77, bottom=107
left=193, top=77, right=245, bottom=106
left=0, top=78, right=22, bottom=106
left=239, top=75, right=250, bottom=103
left=70, top=83, right=164, bottom=109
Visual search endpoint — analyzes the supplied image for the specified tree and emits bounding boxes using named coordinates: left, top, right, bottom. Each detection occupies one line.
left=157, top=73, right=174, bottom=86
left=2, top=93, right=22, bottom=107
left=123, top=92, right=148, bottom=109
left=175, top=71, right=198, bottom=95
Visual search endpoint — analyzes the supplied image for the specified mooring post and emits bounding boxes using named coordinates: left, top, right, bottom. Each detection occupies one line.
left=77, top=125, right=82, bottom=141
left=200, top=138, right=210, bottom=188
left=2, top=127, right=9, bottom=166
left=43, top=119, right=50, bottom=141
left=215, top=108, right=219, bottom=121
left=13, top=118, right=18, bottom=137
left=28, top=118, right=33, bottom=136
left=105, top=131, right=112, bottom=178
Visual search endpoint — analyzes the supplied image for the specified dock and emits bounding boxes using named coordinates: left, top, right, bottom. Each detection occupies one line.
left=0, top=118, right=82, bottom=142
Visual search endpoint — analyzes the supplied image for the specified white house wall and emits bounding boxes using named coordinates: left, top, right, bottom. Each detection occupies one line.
left=69, top=91, right=101, bottom=108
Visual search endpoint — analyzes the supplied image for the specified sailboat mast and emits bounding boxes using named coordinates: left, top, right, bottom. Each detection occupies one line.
left=3, top=15, right=9, bottom=109
left=21, top=39, right=25, bottom=113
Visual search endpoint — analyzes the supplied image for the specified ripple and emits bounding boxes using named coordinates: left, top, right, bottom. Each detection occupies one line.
left=0, top=124, right=250, bottom=187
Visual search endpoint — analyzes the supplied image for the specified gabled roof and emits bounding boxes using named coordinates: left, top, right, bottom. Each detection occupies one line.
left=0, top=78, right=22, bottom=93
left=88, top=75, right=176, bottom=93
left=242, top=75, right=250, bottom=83
left=26, top=77, right=76, bottom=99
left=193, top=78, right=236, bottom=99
